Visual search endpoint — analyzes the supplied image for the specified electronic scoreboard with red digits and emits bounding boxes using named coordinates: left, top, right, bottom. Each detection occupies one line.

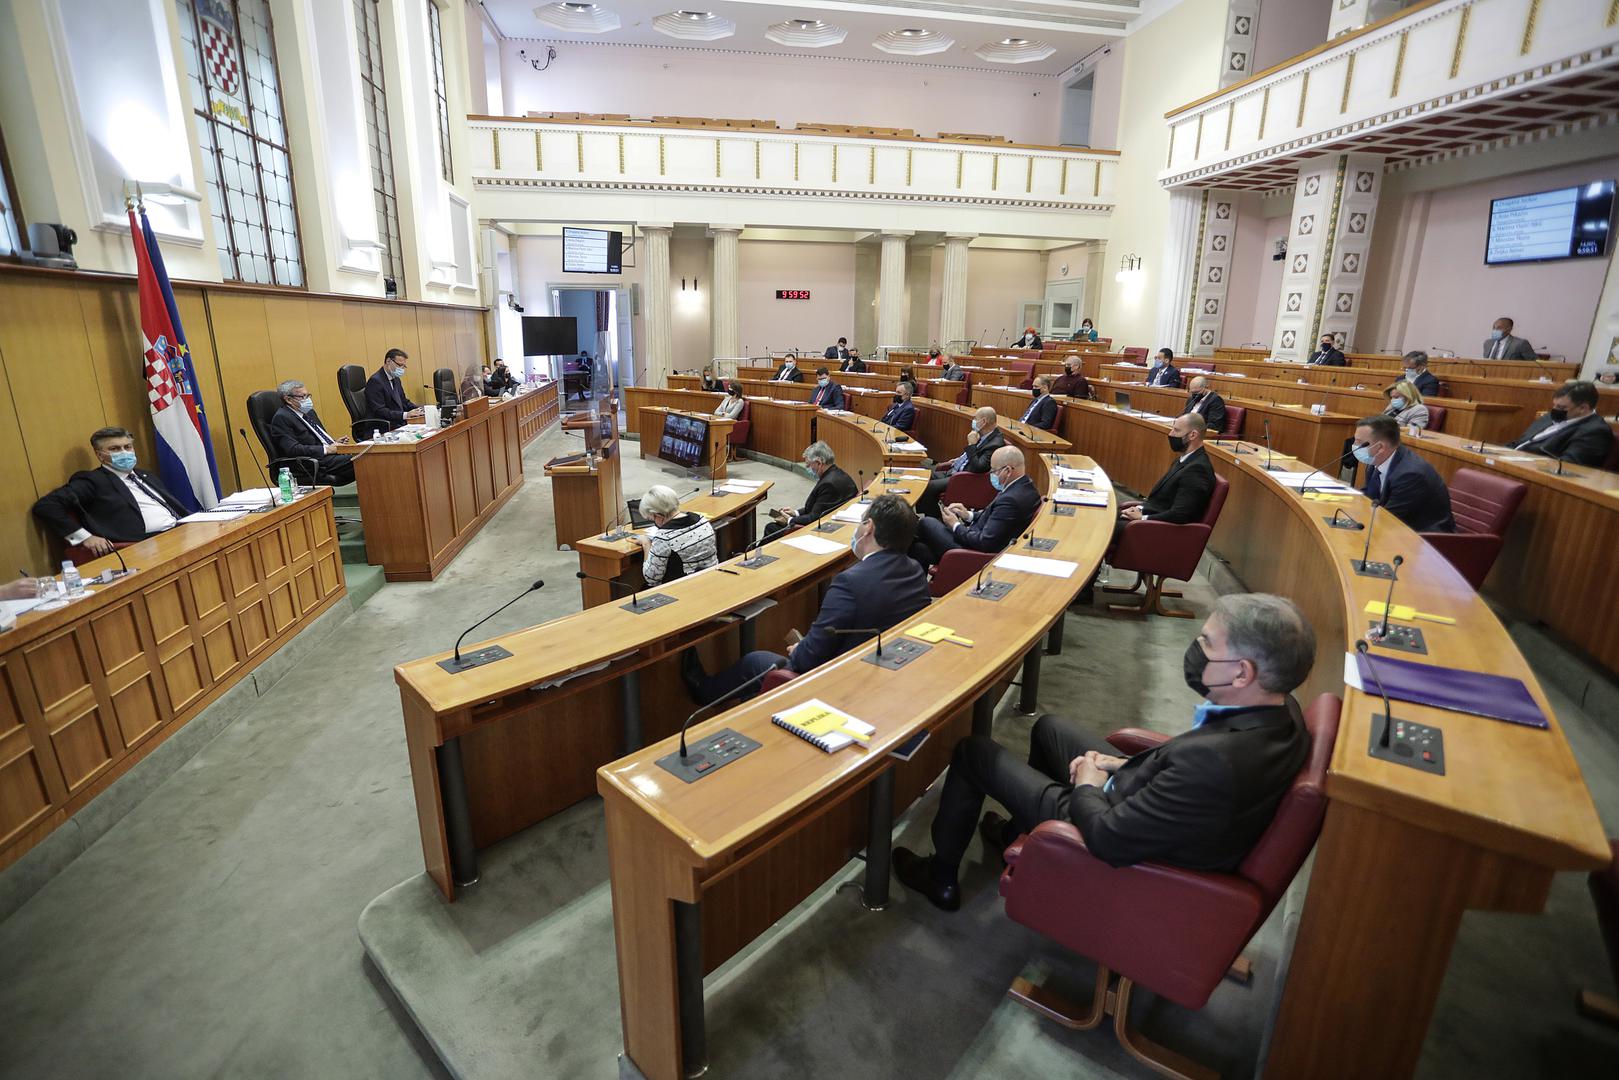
left=774, top=289, right=812, bottom=300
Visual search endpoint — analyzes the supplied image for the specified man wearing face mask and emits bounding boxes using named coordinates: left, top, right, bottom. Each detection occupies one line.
left=764, top=440, right=858, bottom=539
left=682, top=495, right=929, bottom=704
left=268, top=380, right=356, bottom=486
left=1146, top=348, right=1183, bottom=388
left=1482, top=317, right=1536, bottom=361
left=33, top=426, right=190, bottom=556
left=1050, top=356, right=1091, bottom=399
left=918, top=406, right=1005, bottom=517
left=1019, top=375, right=1060, bottom=431
left=912, top=445, right=1040, bottom=566
left=364, top=347, right=422, bottom=430
left=1400, top=351, right=1441, bottom=398
left=1353, top=414, right=1454, bottom=533
left=809, top=366, right=845, bottom=410
left=881, top=382, right=917, bottom=433
left=940, top=357, right=967, bottom=382
left=1508, top=380, right=1615, bottom=467
left=893, top=592, right=1315, bottom=911
left=1185, top=375, right=1227, bottom=434
left=1307, top=334, right=1346, bottom=366
left=773, top=353, right=805, bottom=382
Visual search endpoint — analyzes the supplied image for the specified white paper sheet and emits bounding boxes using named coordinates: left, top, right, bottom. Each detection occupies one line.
left=780, top=533, right=847, bottom=555
left=832, top=504, right=870, bottom=522
left=219, top=488, right=280, bottom=507
left=993, top=553, right=1080, bottom=578
left=716, top=482, right=762, bottom=495
left=179, top=508, right=251, bottom=523
left=1052, top=488, right=1111, bottom=506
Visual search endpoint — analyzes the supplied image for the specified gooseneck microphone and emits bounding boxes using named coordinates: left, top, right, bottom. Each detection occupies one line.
left=444, top=578, right=544, bottom=672
left=677, top=658, right=786, bottom=760
left=830, top=625, right=887, bottom=658
left=1296, top=448, right=1352, bottom=493
left=236, top=428, right=279, bottom=511
left=1354, top=502, right=1383, bottom=571
left=1356, top=639, right=1397, bottom=749
left=1262, top=418, right=1279, bottom=471
left=1376, top=555, right=1405, bottom=639
left=576, top=568, right=646, bottom=609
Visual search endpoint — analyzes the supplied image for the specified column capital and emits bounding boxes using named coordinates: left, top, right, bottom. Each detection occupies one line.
left=943, top=233, right=977, bottom=243
left=879, top=230, right=915, bottom=240
left=638, top=223, right=674, bottom=234
left=706, top=225, right=745, bottom=236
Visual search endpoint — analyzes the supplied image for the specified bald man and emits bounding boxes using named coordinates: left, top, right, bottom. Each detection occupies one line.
left=912, top=445, right=1041, bottom=566
left=1185, top=376, right=1227, bottom=434
left=918, top=406, right=1006, bottom=518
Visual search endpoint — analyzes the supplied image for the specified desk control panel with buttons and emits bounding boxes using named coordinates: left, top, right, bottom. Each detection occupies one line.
left=1366, top=714, right=1445, bottom=775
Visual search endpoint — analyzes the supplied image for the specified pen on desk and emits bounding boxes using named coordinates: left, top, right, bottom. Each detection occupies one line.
left=716, top=566, right=740, bottom=575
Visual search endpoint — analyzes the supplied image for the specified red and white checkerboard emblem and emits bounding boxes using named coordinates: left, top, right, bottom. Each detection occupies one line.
left=146, top=335, right=179, bottom=413
left=199, top=0, right=240, bottom=98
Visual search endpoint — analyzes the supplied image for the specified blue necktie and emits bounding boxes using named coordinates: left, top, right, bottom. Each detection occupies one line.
left=1366, top=465, right=1382, bottom=502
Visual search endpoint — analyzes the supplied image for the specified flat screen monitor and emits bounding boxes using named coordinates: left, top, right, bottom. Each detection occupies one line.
left=1485, top=181, right=1615, bottom=265
left=658, top=413, right=709, bottom=469
left=562, top=227, right=623, bottom=274
left=1113, top=391, right=1132, bottom=413
left=521, top=316, right=578, bottom=356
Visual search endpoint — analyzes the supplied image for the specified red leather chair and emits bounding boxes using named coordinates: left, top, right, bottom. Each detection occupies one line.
left=760, top=667, right=797, bottom=693
left=1580, top=840, right=1619, bottom=1028
left=1206, top=405, right=1245, bottom=440
left=1105, top=475, right=1230, bottom=618
left=1419, top=466, right=1526, bottom=590
left=1121, top=347, right=1149, bottom=363
left=727, top=399, right=751, bottom=448
left=929, top=549, right=994, bottom=597
left=1604, top=437, right=1619, bottom=473
left=955, top=372, right=973, bottom=407
left=998, top=693, right=1341, bottom=1079
left=1006, top=361, right=1036, bottom=390
left=1422, top=404, right=1446, bottom=432
left=942, top=471, right=995, bottom=511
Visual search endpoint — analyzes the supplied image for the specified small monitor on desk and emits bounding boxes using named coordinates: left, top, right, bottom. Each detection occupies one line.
left=1114, top=391, right=1132, bottom=413
left=659, top=413, right=709, bottom=469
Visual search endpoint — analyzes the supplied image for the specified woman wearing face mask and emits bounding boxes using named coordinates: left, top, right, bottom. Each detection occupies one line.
left=1381, top=379, right=1430, bottom=430
left=896, top=367, right=920, bottom=397
left=1019, top=327, right=1044, bottom=350
left=1072, top=318, right=1099, bottom=343
left=636, top=484, right=718, bottom=586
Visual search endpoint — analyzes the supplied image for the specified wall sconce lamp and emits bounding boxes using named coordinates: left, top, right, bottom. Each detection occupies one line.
left=681, top=277, right=700, bottom=291
left=1115, top=253, right=1143, bottom=283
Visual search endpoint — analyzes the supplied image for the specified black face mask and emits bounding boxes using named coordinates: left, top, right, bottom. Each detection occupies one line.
left=1319, top=342, right=1333, bottom=351
left=1031, top=387, right=1043, bottom=397
left=1183, top=639, right=1241, bottom=697
left=1549, top=407, right=1569, bottom=422
left=1168, top=433, right=1187, bottom=453
left=893, top=394, right=903, bottom=404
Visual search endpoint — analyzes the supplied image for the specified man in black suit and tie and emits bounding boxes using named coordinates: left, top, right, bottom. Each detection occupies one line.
left=267, top=380, right=355, bottom=486
left=486, top=358, right=518, bottom=396
left=1482, top=317, right=1536, bottom=361
left=1186, top=376, right=1227, bottom=434
left=1401, top=352, right=1442, bottom=398
left=913, top=446, right=1041, bottom=566
left=894, top=592, right=1316, bottom=910
left=1018, top=375, right=1059, bottom=430
left=1146, top=348, right=1183, bottom=388
left=685, top=494, right=931, bottom=704
left=1508, top=380, right=1614, bottom=467
left=881, top=383, right=917, bottom=433
left=918, top=407, right=1005, bottom=517
left=840, top=351, right=868, bottom=374
left=33, top=427, right=190, bottom=556
left=1354, top=414, right=1455, bottom=533
left=809, top=367, right=845, bottom=410
left=824, top=337, right=850, bottom=361
left=774, top=353, right=806, bottom=382
left=1307, top=334, right=1346, bottom=366
left=364, top=348, right=422, bottom=429
left=763, top=440, right=859, bottom=539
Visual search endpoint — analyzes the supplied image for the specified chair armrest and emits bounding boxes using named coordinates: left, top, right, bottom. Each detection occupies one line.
left=1106, top=728, right=1170, bottom=755
left=1110, top=520, right=1212, bottom=578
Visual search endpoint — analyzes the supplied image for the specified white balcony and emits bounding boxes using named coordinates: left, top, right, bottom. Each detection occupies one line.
left=1162, top=0, right=1619, bottom=190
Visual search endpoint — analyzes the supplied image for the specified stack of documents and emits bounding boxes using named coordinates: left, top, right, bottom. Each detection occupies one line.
left=888, top=440, right=927, bottom=453
left=1052, top=488, right=1110, bottom=507
left=1268, top=471, right=1358, bottom=493
left=831, top=504, right=870, bottom=523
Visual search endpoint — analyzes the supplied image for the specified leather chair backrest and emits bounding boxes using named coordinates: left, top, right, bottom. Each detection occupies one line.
left=1424, top=404, right=1447, bottom=432
left=1236, top=693, right=1341, bottom=911
left=1121, top=347, right=1148, bottom=363
left=433, top=367, right=456, bottom=404
left=338, top=364, right=368, bottom=423
left=1448, top=466, right=1526, bottom=537
left=1605, top=436, right=1619, bottom=473
left=1199, top=473, right=1230, bottom=528
left=246, top=390, right=284, bottom=458
left=1222, top=405, right=1245, bottom=437
left=942, top=470, right=996, bottom=510
left=1007, top=361, right=1035, bottom=390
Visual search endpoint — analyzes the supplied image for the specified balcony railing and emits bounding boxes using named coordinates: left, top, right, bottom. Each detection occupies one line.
left=1161, top=0, right=1619, bottom=188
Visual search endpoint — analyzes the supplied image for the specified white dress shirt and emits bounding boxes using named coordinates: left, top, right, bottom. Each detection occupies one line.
left=66, top=468, right=179, bottom=544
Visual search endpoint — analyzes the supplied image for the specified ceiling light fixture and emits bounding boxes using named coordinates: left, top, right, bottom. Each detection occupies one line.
left=874, top=27, right=955, bottom=56
left=654, top=9, right=734, bottom=40
left=975, top=37, right=1056, bottom=64
left=533, top=2, right=620, bottom=33
left=765, top=18, right=846, bottom=47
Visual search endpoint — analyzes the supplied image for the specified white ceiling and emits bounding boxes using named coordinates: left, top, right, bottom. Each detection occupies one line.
left=479, top=0, right=1148, bottom=77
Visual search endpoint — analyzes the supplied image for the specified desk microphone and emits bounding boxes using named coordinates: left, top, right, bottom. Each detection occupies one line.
left=1261, top=418, right=1281, bottom=471
left=1327, top=507, right=1363, bottom=531
left=576, top=568, right=662, bottom=612
left=1296, top=448, right=1352, bottom=493
left=1375, top=554, right=1404, bottom=639
left=1354, top=502, right=1382, bottom=569
left=1355, top=639, right=1397, bottom=749
left=829, top=625, right=888, bottom=658
left=236, top=428, right=279, bottom=511
left=677, top=657, right=786, bottom=760
left=445, top=578, right=544, bottom=671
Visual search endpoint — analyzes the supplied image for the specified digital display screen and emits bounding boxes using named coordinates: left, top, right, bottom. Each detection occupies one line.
left=775, top=289, right=812, bottom=300
left=1486, top=181, right=1615, bottom=265
left=658, top=413, right=709, bottom=469
left=562, top=227, right=623, bottom=274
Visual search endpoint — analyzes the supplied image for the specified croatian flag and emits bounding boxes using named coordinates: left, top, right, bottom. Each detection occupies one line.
left=130, top=207, right=221, bottom=511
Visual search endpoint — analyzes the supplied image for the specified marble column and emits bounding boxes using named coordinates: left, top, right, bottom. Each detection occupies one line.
left=876, top=231, right=913, bottom=351
left=938, top=234, right=974, bottom=348
left=1270, top=152, right=1383, bottom=361
left=1221, top=1, right=1261, bottom=89
left=641, top=224, right=673, bottom=387
left=708, top=225, right=742, bottom=360
left=1153, top=187, right=1202, bottom=353
left=1188, top=190, right=1241, bottom=355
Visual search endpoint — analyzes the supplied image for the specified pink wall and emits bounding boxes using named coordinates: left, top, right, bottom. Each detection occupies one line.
left=1252, top=0, right=1331, bottom=72
left=498, top=42, right=1062, bottom=145
left=1222, top=203, right=1289, bottom=347
left=964, top=249, right=1048, bottom=345
left=738, top=241, right=857, bottom=357
left=1088, top=45, right=1124, bottom=150
left=1361, top=156, right=1619, bottom=360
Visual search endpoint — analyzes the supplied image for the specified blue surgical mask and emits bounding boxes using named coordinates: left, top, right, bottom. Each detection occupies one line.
left=109, top=450, right=136, bottom=471
left=1403, top=368, right=1419, bottom=381
left=299, top=397, right=315, bottom=413
left=989, top=471, right=1005, bottom=492
left=1490, top=329, right=1505, bottom=340
left=1352, top=444, right=1377, bottom=465
left=1389, top=396, right=1406, bottom=410
left=818, top=378, right=829, bottom=387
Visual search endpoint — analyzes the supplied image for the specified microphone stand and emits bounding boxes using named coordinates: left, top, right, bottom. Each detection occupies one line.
left=437, top=579, right=545, bottom=672
left=236, top=427, right=280, bottom=512
left=1350, top=503, right=1394, bottom=578
left=575, top=569, right=675, bottom=614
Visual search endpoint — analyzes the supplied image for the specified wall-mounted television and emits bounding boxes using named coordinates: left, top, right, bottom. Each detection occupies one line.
left=562, top=227, right=623, bottom=274
left=658, top=414, right=709, bottom=469
left=521, top=316, right=578, bottom=356
left=1486, top=181, right=1615, bottom=265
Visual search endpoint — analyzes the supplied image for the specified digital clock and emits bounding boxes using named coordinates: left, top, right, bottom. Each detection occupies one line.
left=775, top=289, right=812, bottom=300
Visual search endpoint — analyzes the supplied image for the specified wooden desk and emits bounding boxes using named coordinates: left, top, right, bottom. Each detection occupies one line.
left=0, top=491, right=345, bottom=871
left=572, top=483, right=772, bottom=607
left=333, top=395, right=528, bottom=581
left=814, top=410, right=928, bottom=480
left=634, top=407, right=734, bottom=480
left=1057, top=400, right=1608, bottom=1077
left=598, top=449, right=1111, bottom=1080
left=544, top=436, right=624, bottom=550
left=1212, top=345, right=1579, bottom=382
left=647, top=383, right=822, bottom=464
left=908, top=396, right=1072, bottom=466
left=514, top=381, right=560, bottom=446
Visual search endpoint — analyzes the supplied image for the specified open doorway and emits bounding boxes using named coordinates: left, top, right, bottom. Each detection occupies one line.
left=549, top=285, right=634, bottom=414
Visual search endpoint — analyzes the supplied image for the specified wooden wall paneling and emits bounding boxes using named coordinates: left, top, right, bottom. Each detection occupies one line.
left=446, top=432, right=476, bottom=536
left=174, top=290, right=241, bottom=493
left=206, top=293, right=279, bottom=492
left=264, top=295, right=321, bottom=421
left=224, top=539, right=274, bottom=659
left=455, top=308, right=482, bottom=373
left=186, top=555, right=245, bottom=684
left=470, top=421, right=494, bottom=512
left=502, top=406, right=521, bottom=486
left=341, top=301, right=373, bottom=376
left=0, top=654, right=64, bottom=850
left=254, top=526, right=299, bottom=636
left=89, top=597, right=168, bottom=751
left=420, top=444, right=457, bottom=560
left=73, top=279, right=156, bottom=467
left=0, top=354, right=48, bottom=569
left=305, top=297, right=357, bottom=410
left=19, top=627, right=119, bottom=795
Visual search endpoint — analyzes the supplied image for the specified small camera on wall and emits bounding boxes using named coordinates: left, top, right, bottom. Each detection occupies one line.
left=1272, top=238, right=1288, bottom=262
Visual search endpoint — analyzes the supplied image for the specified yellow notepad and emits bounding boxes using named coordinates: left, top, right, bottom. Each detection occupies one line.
left=771, top=699, right=876, bottom=752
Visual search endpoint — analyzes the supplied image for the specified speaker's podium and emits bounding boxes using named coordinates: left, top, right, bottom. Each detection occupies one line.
left=545, top=411, right=623, bottom=548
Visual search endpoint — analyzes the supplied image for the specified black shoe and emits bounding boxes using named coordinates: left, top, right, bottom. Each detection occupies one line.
left=979, top=812, right=1012, bottom=862
left=679, top=649, right=706, bottom=703
left=892, top=847, right=960, bottom=912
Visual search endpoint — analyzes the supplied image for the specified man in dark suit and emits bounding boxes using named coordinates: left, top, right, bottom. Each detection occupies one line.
left=763, top=440, right=859, bottom=538
left=267, top=380, right=355, bottom=486
left=364, top=348, right=421, bottom=429
left=1354, top=414, right=1455, bottom=532
left=941, top=358, right=967, bottom=382
left=913, top=446, right=1040, bottom=566
left=1307, top=335, right=1346, bottom=366
left=1508, top=380, right=1614, bottom=467
left=1186, top=376, right=1228, bottom=434
left=1017, top=375, right=1060, bottom=431
left=1146, top=348, right=1183, bottom=388
left=33, top=426, right=190, bottom=556
left=486, top=358, right=518, bottom=395
left=824, top=337, right=850, bottom=361
left=685, top=495, right=931, bottom=704
left=893, top=593, right=1315, bottom=910
left=881, top=383, right=916, bottom=433
left=809, top=367, right=845, bottom=410
left=1482, top=317, right=1536, bottom=361
left=1113, top=411, right=1215, bottom=543
left=918, top=407, right=1005, bottom=517
left=774, top=354, right=806, bottom=382
left=1401, top=352, right=1442, bottom=398
left=1050, top=356, right=1090, bottom=399
left=840, top=352, right=868, bottom=374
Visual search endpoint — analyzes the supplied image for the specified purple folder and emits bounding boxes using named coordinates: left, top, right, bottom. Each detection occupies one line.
left=1356, top=652, right=1548, bottom=729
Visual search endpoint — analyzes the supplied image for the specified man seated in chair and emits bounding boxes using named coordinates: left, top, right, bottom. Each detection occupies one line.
left=763, top=441, right=857, bottom=539
left=683, top=495, right=930, bottom=705
left=880, top=382, right=916, bottom=433
left=1353, top=414, right=1455, bottom=533
left=912, top=446, right=1039, bottom=567
left=32, top=427, right=190, bottom=557
left=1018, top=374, right=1059, bottom=430
left=809, top=366, right=845, bottom=410
left=364, top=347, right=422, bottom=430
left=917, top=407, right=1004, bottom=518
left=268, top=380, right=355, bottom=487
left=894, top=593, right=1315, bottom=911
left=486, top=358, right=519, bottom=396
left=1507, top=380, right=1615, bottom=468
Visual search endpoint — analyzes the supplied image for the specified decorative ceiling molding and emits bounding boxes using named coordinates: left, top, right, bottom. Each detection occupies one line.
left=531, top=3, right=621, bottom=34
left=974, top=37, right=1057, bottom=64
left=764, top=18, right=848, bottom=48
left=506, top=35, right=1058, bottom=77
left=872, top=28, right=954, bottom=57
left=652, top=10, right=735, bottom=41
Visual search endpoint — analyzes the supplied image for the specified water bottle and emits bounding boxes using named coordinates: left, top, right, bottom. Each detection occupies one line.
left=61, top=560, right=83, bottom=597
left=278, top=467, right=294, bottom=505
